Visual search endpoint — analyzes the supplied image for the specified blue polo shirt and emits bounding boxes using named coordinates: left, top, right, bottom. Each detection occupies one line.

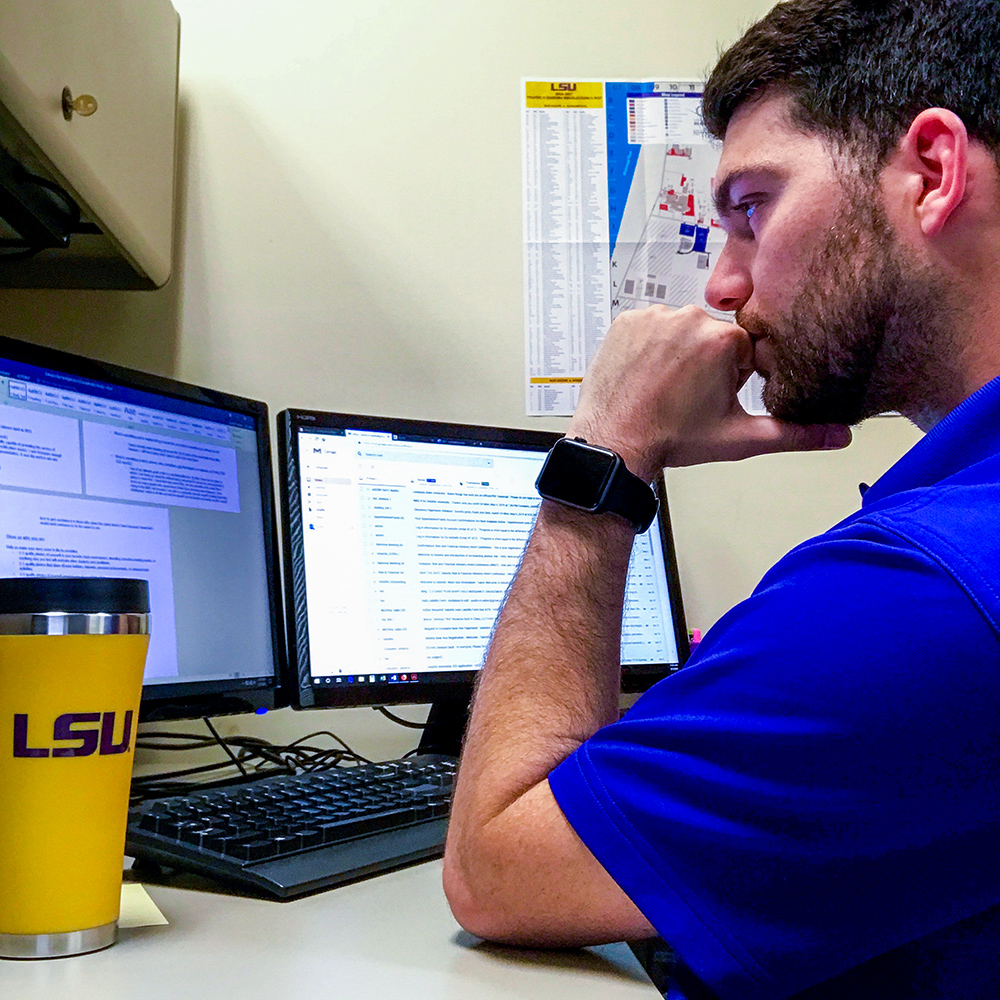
left=549, top=376, right=1000, bottom=999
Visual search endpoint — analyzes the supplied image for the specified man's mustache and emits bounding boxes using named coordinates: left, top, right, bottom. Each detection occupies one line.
left=735, top=308, right=774, bottom=342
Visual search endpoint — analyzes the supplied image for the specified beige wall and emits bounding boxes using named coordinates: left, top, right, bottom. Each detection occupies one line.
left=0, top=0, right=922, bottom=758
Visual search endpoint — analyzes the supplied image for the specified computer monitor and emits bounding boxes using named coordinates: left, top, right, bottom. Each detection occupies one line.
left=0, top=336, right=285, bottom=721
left=278, top=409, right=689, bottom=754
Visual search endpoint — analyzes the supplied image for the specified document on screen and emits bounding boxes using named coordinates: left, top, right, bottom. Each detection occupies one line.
left=0, top=409, right=83, bottom=494
left=82, top=424, right=241, bottom=513
left=0, top=493, right=179, bottom=680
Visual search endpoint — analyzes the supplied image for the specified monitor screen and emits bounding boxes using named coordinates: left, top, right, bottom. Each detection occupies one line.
left=278, top=409, right=689, bottom=714
left=0, top=336, right=285, bottom=720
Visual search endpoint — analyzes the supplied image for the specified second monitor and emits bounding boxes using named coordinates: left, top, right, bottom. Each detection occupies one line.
left=278, top=410, right=689, bottom=752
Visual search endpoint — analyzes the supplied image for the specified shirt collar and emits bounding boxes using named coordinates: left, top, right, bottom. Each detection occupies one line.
left=861, top=375, right=1000, bottom=507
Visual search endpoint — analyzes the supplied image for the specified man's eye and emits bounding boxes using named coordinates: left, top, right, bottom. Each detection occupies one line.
left=744, top=203, right=756, bottom=220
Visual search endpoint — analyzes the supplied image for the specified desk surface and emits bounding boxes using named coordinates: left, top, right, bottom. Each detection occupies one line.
left=6, top=860, right=659, bottom=999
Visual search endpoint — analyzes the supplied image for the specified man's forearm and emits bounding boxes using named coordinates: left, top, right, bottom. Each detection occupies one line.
left=447, top=499, right=636, bottom=859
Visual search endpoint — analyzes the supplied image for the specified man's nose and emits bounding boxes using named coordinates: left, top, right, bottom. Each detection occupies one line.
left=705, top=241, right=752, bottom=313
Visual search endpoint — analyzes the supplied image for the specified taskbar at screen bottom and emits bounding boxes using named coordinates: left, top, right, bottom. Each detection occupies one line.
left=301, top=662, right=681, bottom=708
left=313, top=671, right=452, bottom=687
left=299, top=667, right=473, bottom=709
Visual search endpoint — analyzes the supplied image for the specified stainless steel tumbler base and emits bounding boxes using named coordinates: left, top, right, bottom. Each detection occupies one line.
left=0, top=920, right=117, bottom=958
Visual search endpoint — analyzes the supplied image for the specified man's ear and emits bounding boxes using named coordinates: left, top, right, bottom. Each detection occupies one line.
left=895, top=108, right=969, bottom=238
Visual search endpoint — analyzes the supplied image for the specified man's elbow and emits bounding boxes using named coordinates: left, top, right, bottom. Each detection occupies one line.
left=442, top=843, right=523, bottom=943
left=442, top=846, right=498, bottom=940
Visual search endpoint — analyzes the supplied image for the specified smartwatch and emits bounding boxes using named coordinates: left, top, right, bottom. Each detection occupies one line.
left=535, top=437, right=658, bottom=533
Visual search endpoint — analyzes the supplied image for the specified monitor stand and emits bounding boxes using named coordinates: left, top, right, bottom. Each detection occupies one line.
left=416, top=696, right=470, bottom=758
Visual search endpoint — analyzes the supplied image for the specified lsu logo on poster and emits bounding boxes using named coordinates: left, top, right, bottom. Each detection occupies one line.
left=525, top=81, right=604, bottom=109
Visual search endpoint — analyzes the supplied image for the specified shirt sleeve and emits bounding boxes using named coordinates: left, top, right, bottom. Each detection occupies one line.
left=549, top=520, right=1000, bottom=999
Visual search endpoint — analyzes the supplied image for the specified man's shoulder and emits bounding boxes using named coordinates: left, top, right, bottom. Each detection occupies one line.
left=732, top=461, right=1000, bottom=653
left=822, top=458, right=1000, bottom=622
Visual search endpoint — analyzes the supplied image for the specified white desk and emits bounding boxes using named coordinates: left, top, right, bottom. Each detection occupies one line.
left=7, top=860, right=660, bottom=999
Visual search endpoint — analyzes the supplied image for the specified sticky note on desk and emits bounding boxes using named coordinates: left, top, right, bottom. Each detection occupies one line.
left=119, top=883, right=168, bottom=928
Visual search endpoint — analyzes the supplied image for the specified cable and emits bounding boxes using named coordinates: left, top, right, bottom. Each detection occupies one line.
left=131, top=724, right=375, bottom=803
left=14, top=168, right=81, bottom=230
left=374, top=705, right=428, bottom=730
left=0, top=245, right=43, bottom=259
left=203, top=716, right=248, bottom=776
left=0, top=166, right=94, bottom=258
left=285, top=731, right=371, bottom=771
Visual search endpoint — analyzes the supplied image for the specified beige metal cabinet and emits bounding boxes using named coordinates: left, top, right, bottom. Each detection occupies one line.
left=0, top=0, right=180, bottom=289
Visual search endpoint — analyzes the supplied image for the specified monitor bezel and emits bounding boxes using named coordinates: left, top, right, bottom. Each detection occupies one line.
left=278, top=408, right=690, bottom=712
left=0, top=334, right=288, bottom=721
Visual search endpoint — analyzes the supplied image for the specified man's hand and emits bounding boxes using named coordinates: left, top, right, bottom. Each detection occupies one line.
left=567, top=305, right=852, bottom=481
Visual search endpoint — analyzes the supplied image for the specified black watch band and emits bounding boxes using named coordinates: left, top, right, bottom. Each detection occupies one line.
left=603, top=457, right=659, bottom=532
left=535, top=437, right=659, bottom=533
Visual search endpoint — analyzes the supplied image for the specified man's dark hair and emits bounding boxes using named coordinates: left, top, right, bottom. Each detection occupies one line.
left=702, top=0, right=1000, bottom=169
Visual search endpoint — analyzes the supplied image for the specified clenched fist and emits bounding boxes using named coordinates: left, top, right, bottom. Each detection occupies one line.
left=566, top=305, right=852, bottom=482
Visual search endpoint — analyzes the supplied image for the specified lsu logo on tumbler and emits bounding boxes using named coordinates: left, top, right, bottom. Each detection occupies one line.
left=11, top=711, right=134, bottom=758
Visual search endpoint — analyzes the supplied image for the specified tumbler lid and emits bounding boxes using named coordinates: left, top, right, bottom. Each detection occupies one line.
left=0, top=577, right=150, bottom=614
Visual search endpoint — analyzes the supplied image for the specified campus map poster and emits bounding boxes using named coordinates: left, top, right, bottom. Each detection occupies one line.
left=522, top=79, right=766, bottom=416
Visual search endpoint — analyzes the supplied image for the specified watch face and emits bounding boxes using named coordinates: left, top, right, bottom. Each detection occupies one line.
left=536, top=438, right=617, bottom=510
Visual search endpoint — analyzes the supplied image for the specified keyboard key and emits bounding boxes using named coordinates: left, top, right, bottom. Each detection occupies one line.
left=226, top=839, right=277, bottom=862
left=295, top=829, right=323, bottom=849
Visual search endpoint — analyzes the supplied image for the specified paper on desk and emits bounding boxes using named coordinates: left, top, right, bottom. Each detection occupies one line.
left=119, top=883, right=168, bottom=928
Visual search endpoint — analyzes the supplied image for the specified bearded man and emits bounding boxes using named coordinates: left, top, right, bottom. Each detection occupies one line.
left=444, top=2, right=1000, bottom=997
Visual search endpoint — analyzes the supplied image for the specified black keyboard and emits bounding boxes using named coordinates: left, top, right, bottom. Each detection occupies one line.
left=126, top=754, right=456, bottom=898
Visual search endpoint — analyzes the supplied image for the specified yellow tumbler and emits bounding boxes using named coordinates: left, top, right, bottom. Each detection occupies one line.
left=0, top=577, right=150, bottom=959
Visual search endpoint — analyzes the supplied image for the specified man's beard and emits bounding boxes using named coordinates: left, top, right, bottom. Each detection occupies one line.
left=736, top=196, right=957, bottom=426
